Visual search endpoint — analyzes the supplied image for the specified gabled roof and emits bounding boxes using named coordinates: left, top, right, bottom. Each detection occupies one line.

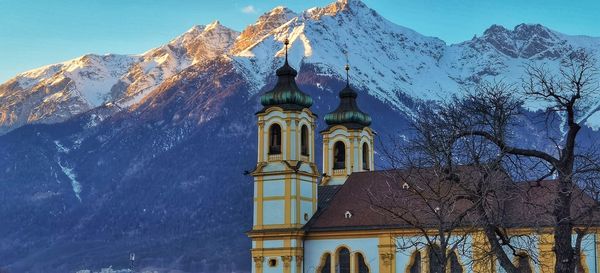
left=304, top=168, right=600, bottom=232
left=318, top=185, right=342, bottom=209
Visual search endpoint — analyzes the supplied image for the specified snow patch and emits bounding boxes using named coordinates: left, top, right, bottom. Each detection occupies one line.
left=58, top=161, right=82, bottom=202
left=586, top=111, right=600, bottom=130
left=54, top=140, right=70, bottom=153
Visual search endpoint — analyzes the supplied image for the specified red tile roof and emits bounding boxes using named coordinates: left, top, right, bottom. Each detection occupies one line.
left=305, top=168, right=600, bottom=232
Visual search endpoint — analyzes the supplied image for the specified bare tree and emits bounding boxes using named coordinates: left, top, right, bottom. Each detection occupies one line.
left=370, top=139, right=475, bottom=273
left=445, top=50, right=600, bottom=273
left=373, top=50, right=600, bottom=273
left=374, top=95, right=544, bottom=273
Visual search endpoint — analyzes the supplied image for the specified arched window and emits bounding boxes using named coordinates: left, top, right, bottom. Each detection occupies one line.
left=337, top=247, right=351, bottom=273
left=356, top=253, right=370, bottom=273
left=427, top=246, right=463, bottom=273
left=318, top=253, right=331, bottom=273
left=362, top=143, right=370, bottom=170
left=333, top=141, right=346, bottom=170
left=269, top=124, right=282, bottom=155
left=301, top=125, right=309, bottom=156
left=449, top=252, right=463, bottom=273
left=428, top=245, right=443, bottom=273
left=407, top=251, right=421, bottom=273
left=515, top=253, right=532, bottom=273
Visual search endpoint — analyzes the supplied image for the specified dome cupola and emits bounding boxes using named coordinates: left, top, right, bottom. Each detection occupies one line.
left=324, top=64, right=371, bottom=129
left=259, top=39, right=313, bottom=111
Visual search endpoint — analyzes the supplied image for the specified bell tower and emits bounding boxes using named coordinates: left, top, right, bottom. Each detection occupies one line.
left=321, top=62, right=374, bottom=185
left=249, top=39, right=319, bottom=273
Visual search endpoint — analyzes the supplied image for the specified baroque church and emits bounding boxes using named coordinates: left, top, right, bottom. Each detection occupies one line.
left=247, top=40, right=600, bottom=273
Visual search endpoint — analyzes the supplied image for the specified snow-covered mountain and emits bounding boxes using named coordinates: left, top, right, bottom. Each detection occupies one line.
left=0, top=21, right=239, bottom=133
left=1, top=1, right=600, bottom=272
left=2, top=0, right=600, bottom=134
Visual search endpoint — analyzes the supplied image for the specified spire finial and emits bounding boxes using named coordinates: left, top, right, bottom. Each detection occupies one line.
left=344, top=51, right=350, bottom=86
left=284, top=38, right=290, bottom=64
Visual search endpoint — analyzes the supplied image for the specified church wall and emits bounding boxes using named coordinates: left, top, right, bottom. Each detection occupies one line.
left=304, top=237, right=379, bottom=273
left=300, top=182, right=312, bottom=197
left=263, top=240, right=285, bottom=248
left=494, top=234, right=539, bottom=273
left=262, top=200, right=284, bottom=224
left=590, top=230, right=600, bottom=273
left=262, top=257, right=281, bottom=273
left=263, top=180, right=285, bottom=196
left=394, top=235, right=474, bottom=273
left=579, top=234, right=597, bottom=273
left=263, top=164, right=286, bottom=172
left=300, top=201, right=313, bottom=225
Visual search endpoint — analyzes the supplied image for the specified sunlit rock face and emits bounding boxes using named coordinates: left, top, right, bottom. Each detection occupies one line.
left=0, top=22, right=240, bottom=134
left=1, top=0, right=600, bottom=272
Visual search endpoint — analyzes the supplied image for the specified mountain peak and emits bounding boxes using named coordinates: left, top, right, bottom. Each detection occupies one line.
left=483, top=24, right=510, bottom=36
left=336, top=0, right=367, bottom=8
left=513, top=23, right=554, bottom=39
left=205, top=20, right=222, bottom=31
left=268, top=6, right=291, bottom=15
left=232, top=6, right=297, bottom=54
left=183, top=25, right=202, bottom=35
left=306, top=0, right=374, bottom=20
left=477, top=23, right=564, bottom=59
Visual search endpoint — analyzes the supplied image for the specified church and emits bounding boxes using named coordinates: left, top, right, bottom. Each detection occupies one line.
left=247, top=40, right=600, bottom=273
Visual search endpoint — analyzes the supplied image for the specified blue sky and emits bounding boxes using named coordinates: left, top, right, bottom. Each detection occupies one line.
left=1, top=0, right=599, bottom=82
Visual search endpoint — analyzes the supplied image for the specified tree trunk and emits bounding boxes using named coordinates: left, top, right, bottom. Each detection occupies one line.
left=474, top=185, right=519, bottom=273
left=554, top=175, right=576, bottom=273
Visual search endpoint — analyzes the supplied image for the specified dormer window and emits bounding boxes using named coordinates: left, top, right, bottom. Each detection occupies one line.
left=333, top=141, right=346, bottom=170
left=344, top=211, right=352, bottom=218
left=269, top=124, right=282, bottom=155
left=301, top=125, right=309, bottom=156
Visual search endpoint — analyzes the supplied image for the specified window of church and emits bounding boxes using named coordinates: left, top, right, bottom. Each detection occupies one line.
left=515, top=253, right=532, bottom=273
left=407, top=251, right=421, bottom=273
left=269, top=124, right=282, bottom=155
left=449, top=252, right=463, bottom=273
left=333, top=141, right=346, bottom=170
left=318, top=253, right=331, bottom=273
left=356, top=253, right=370, bottom=273
left=301, top=125, right=309, bottom=156
left=337, top=247, right=351, bottom=273
left=362, top=142, right=369, bottom=170
left=429, top=245, right=443, bottom=273
left=427, top=245, right=463, bottom=273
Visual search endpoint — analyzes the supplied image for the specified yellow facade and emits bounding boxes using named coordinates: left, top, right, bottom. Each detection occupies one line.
left=321, top=125, right=375, bottom=185
left=538, top=232, right=555, bottom=273
left=471, top=231, right=495, bottom=273
left=299, top=228, right=599, bottom=273
left=251, top=107, right=319, bottom=273
left=378, top=234, right=396, bottom=273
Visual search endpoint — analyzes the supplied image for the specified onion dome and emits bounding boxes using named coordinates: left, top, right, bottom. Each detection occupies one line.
left=324, top=64, right=371, bottom=129
left=259, top=39, right=313, bottom=112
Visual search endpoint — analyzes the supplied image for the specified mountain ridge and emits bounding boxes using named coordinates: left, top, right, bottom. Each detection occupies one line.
left=2, top=0, right=600, bottom=134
